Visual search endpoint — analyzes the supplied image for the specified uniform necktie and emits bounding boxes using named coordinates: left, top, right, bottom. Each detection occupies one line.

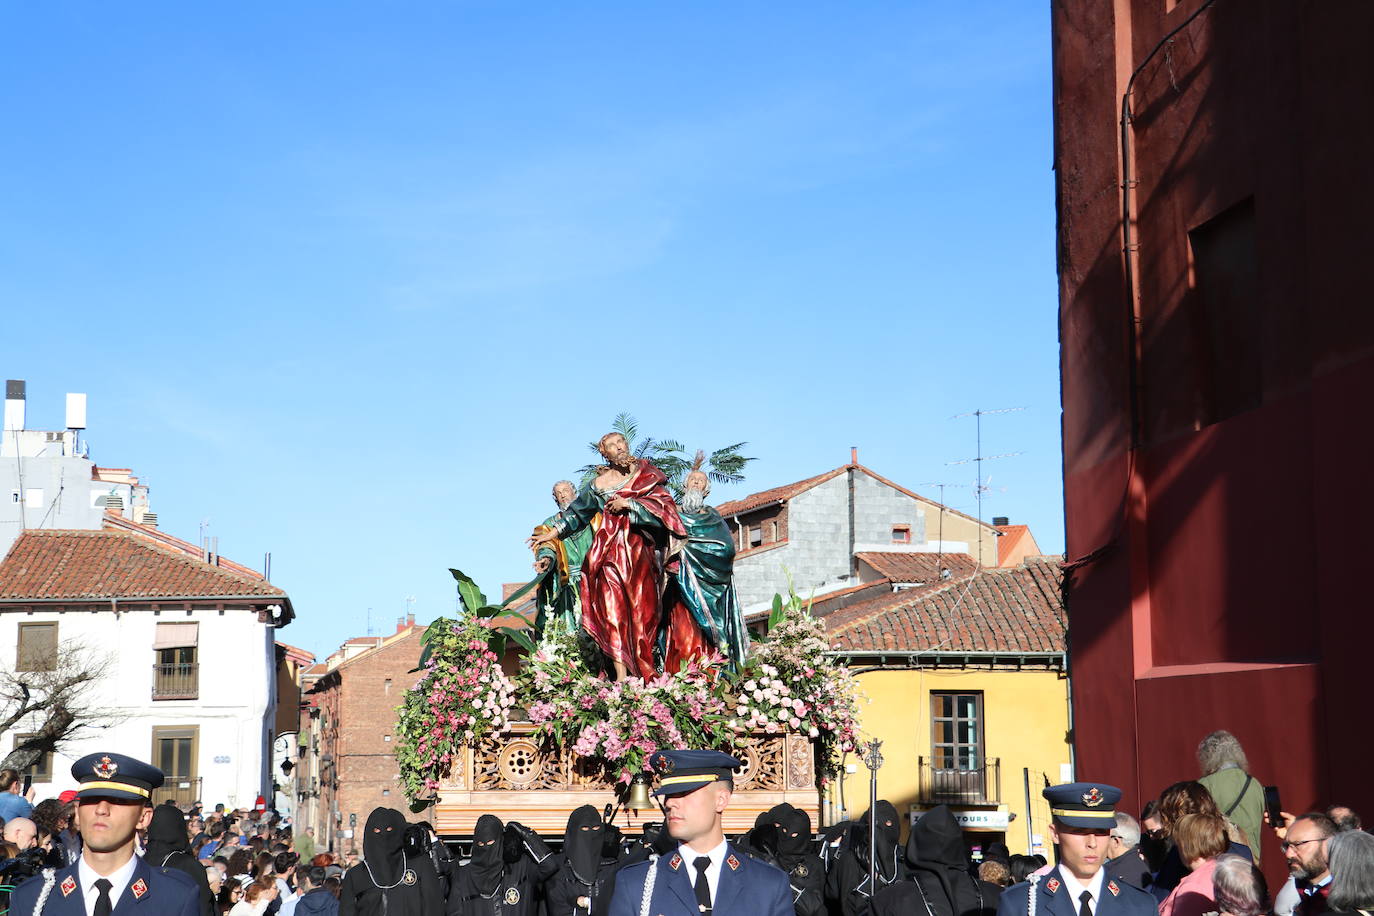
left=93, top=878, right=114, bottom=916
left=1078, top=889, right=1093, bottom=916
left=693, top=856, right=713, bottom=914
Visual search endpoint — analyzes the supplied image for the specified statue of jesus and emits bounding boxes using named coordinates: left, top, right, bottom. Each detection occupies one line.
left=527, top=432, right=685, bottom=680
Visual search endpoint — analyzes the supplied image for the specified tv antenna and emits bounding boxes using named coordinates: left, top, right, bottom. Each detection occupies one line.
left=948, top=407, right=1025, bottom=566
left=919, top=482, right=972, bottom=572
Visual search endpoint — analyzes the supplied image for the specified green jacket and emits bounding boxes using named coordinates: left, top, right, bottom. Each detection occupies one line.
left=1200, top=765, right=1264, bottom=863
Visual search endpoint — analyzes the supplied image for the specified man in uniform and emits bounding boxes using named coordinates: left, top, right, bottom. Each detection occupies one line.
left=997, top=784, right=1156, bottom=916
left=9, top=752, right=200, bottom=916
left=608, top=750, right=792, bottom=916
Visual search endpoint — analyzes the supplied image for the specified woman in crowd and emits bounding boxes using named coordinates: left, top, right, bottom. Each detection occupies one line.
left=230, top=876, right=280, bottom=916
left=1211, top=854, right=1269, bottom=916
left=1327, top=829, right=1374, bottom=914
left=1159, top=813, right=1230, bottom=916
left=1153, top=782, right=1252, bottom=899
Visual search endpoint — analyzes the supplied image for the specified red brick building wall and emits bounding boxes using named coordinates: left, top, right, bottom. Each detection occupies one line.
left=311, top=627, right=425, bottom=854
left=1053, top=0, right=1374, bottom=888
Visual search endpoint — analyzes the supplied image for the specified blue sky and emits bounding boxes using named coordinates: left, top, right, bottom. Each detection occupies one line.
left=1, top=2, right=1059, bottom=660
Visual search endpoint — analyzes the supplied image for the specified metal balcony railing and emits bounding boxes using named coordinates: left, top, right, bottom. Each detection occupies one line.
left=918, top=756, right=1001, bottom=805
left=152, top=663, right=199, bottom=699
left=153, top=776, right=202, bottom=807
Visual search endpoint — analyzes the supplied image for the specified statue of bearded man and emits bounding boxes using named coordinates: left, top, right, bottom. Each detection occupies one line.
left=528, top=432, right=685, bottom=680
left=531, top=480, right=597, bottom=636
left=659, top=461, right=749, bottom=670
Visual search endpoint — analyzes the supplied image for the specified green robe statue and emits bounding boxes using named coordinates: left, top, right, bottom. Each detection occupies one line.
left=532, top=511, right=597, bottom=635
left=662, top=505, right=749, bottom=669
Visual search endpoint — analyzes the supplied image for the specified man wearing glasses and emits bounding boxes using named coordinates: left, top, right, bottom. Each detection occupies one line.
left=1103, top=814, right=1151, bottom=891
left=1280, top=813, right=1337, bottom=916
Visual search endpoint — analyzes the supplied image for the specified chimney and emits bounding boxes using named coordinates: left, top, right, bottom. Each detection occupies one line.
left=850, top=446, right=858, bottom=465
left=407, top=613, right=415, bottom=627
left=4, top=380, right=25, bottom=432
left=396, top=616, right=406, bottom=634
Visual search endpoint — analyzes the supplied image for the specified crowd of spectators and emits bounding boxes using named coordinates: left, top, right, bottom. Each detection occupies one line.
left=3, top=727, right=1374, bottom=916
left=0, top=772, right=340, bottom=916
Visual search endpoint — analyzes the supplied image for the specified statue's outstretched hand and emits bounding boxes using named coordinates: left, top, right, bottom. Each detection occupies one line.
left=606, top=497, right=632, bottom=514
left=527, top=529, right=557, bottom=549
left=534, top=557, right=553, bottom=573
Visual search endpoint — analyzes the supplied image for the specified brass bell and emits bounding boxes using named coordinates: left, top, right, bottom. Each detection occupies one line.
left=627, top=773, right=652, bottom=811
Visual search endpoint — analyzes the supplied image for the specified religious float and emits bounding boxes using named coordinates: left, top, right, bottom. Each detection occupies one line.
left=394, top=429, right=864, bottom=838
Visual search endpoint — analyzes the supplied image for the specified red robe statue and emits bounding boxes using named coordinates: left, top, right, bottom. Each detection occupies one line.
left=551, top=460, right=688, bottom=679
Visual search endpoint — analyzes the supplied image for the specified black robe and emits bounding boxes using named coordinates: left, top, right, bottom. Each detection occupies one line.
left=144, top=803, right=216, bottom=916
left=340, top=807, right=445, bottom=916
left=869, top=805, right=1000, bottom=916
left=542, top=806, right=622, bottom=916
left=776, top=808, right=825, bottom=916
left=407, top=821, right=456, bottom=902
left=448, top=816, right=558, bottom=916
left=825, top=801, right=906, bottom=916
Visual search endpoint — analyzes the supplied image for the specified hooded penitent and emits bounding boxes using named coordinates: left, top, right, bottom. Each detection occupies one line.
left=563, top=805, right=604, bottom=885
left=471, top=814, right=506, bottom=896
left=906, top=805, right=998, bottom=916
left=364, top=807, right=408, bottom=886
left=145, top=804, right=192, bottom=864
left=856, top=801, right=902, bottom=881
left=145, top=803, right=216, bottom=916
left=342, top=808, right=442, bottom=916
left=777, top=808, right=813, bottom=869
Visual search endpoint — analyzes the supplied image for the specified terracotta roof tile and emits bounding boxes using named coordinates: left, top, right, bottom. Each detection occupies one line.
left=826, top=557, right=1066, bottom=654
left=0, top=529, right=287, bottom=601
left=854, top=552, right=980, bottom=583
left=101, top=514, right=267, bottom=579
left=716, top=467, right=848, bottom=517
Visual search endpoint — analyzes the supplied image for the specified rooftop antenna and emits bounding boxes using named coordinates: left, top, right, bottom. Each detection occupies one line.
left=405, top=595, right=416, bottom=624
left=948, top=407, right=1025, bottom=567
left=367, top=607, right=374, bottom=637
left=919, top=482, right=972, bottom=574
left=199, top=519, right=211, bottom=550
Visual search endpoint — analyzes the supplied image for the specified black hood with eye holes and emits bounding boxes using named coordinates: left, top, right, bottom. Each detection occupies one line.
left=470, top=813, right=506, bottom=895
left=855, top=801, right=901, bottom=880
left=563, top=805, right=604, bottom=885
left=363, top=808, right=408, bottom=885
left=776, top=807, right=812, bottom=865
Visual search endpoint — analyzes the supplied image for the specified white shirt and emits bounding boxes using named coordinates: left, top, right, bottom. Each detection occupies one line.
left=77, top=853, right=140, bottom=916
left=1057, top=864, right=1106, bottom=916
left=679, top=839, right=729, bottom=906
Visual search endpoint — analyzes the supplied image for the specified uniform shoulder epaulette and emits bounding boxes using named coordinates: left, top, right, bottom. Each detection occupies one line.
left=1111, top=880, right=1155, bottom=899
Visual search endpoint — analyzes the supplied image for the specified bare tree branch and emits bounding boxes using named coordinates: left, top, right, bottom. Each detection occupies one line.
left=0, top=639, right=120, bottom=771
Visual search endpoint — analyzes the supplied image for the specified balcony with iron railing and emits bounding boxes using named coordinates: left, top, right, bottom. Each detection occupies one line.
left=917, top=756, right=1001, bottom=805
left=152, top=663, right=199, bottom=700
left=152, top=776, right=202, bottom=807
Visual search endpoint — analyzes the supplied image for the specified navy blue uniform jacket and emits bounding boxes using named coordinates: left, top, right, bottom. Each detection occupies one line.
left=607, top=845, right=792, bottom=916
left=9, top=856, right=200, bottom=916
left=997, top=873, right=1157, bottom=916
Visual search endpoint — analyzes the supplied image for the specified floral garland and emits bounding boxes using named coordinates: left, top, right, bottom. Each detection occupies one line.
left=395, top=592, right=863, bottom=801
left=395, top=614, right=516, bottom=800
left=519, top=621, right=738, bottom=783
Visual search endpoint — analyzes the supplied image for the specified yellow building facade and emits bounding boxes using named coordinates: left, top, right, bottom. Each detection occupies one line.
left=823, top=558, right=1068, bottom=859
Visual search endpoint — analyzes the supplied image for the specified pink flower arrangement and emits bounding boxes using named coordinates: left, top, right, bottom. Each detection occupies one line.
left=396, top=592, right=864, bottom=801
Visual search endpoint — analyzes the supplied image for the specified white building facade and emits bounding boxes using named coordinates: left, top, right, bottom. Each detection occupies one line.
left=0, top=527, right=294, bottom=808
